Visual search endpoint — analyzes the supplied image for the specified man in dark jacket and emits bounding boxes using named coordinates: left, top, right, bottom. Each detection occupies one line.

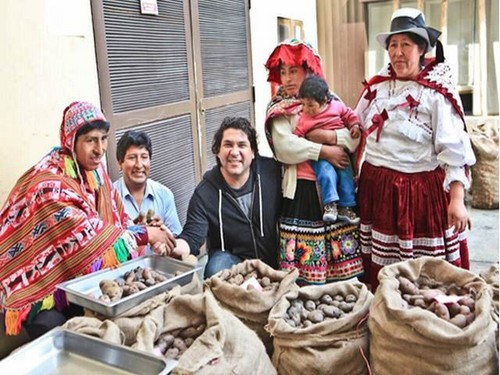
left=174, top=117, right=282, bottom=278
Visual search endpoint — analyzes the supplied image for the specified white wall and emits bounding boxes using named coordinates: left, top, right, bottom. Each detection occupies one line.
left=249, top=0, right=318, bottom=157
left=0, top=0, right=100, bottom=206
left=0, top=0, right=317, bottom=205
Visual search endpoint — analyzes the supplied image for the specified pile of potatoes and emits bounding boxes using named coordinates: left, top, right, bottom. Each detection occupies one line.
left=153, top=321, right=206, bottom=360
left=283, top=293, right=357, bottom=328
left=397, top=275, right=476, bottom=328
left=98, top=266, right=168, bottom=302
left=223, top=269, right=279, bottom=292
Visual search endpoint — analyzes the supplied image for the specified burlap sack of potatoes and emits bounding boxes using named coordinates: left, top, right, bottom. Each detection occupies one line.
left=158, top=289, right=276, bottom=375
left=480, top=263, right=499, bottom=317
left=480, top=263, right=499, bottom=350
left=369, top=257, right=498, bottom=375
left=266, top=279, right=372, bottom=375
left=66, top=289, right=177, bottom=347
left=204, top=259, right=299, bottom=354
left=468, top=118, right=499, bottom=209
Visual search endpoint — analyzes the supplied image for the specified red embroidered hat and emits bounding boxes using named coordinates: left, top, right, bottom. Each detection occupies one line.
left=265, top=39, right=324, bottom=85
left=60, top=101, right=108, bottom=151
left=376, top=8, right=441, bottom=53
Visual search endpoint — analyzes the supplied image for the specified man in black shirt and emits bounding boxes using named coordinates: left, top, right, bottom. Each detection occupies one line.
left=173, top=117, right=282, bottom=278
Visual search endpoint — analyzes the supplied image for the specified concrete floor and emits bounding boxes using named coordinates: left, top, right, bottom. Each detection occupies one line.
left=468, top=205, right=499, bottom=275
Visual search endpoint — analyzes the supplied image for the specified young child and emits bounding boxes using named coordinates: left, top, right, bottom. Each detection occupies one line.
left=294, top=74, right=360, bottom=224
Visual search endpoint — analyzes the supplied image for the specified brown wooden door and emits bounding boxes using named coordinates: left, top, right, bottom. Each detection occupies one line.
left=91, top=0, right=254, bottom=223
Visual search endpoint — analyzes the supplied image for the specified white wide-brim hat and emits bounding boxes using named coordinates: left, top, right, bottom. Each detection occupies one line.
left=376, top=8, right=441, bottom=53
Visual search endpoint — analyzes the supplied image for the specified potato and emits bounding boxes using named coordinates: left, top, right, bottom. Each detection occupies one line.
left=304, top=300, right=316, bottom=311
left=153, top=272, right=167, bottom=283
left=133, top=281, right=147, bottom=290
left=260, top=276, right=271, bottom=287
left=434, top=302, right=450, bottom=321
left=99, top=279, right=123, bottom=301
left=285, top=318, right=296, bottom=327
left=125, top=270, right=136, bottom=284
left=338, top=301, right=354, bottom=313
left=333, top=295, right=344, bottom=302
left=291, top=312, right=301, bottom=326
left=122, top=284, right=139, bottom=296
left=398, top=276, right=420, bottom=295
left=307, top=310, right=325, bottom=323
left=233, top=274, right=244, bottom=285
left=142, top=267, right=153, bottom=280
left=345, top=294, right=357, bottom=303
left=459, top=305, right=471, bottom=315
left=195, top=324, right=206, bottom=335
left=158, top=334, right=175, bottom=348
left=413, top=298, right=426, bottom=308
left=173, top=338, right=187, bottom=353
left=421, top=289, right=445, bottom=304
left=465, top=312, right=475, bottom=325
left=300, top=308, right=309, bottom=321
left=320, top=294, right=333, bottom=305
left=165, top=347, right=180, bottom=359
left=179, top=327, right=198, bottom=339
left=448, top=302, right=461, bottom=317
left=303, top=320, right=314, bottom=328
left=449, top=314, right=467, bottom=328
left=185, top=337, right=194, bottom=347
left=322, top=305, right=343, bottom=319
left=458, top=296, right=475, bottom=312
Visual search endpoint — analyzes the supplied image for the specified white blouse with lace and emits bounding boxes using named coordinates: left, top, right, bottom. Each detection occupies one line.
left=355, top=63, right=476, bottom=191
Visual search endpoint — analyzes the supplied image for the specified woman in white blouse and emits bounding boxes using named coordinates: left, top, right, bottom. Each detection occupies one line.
left=355, top=8, right=476, bottom=291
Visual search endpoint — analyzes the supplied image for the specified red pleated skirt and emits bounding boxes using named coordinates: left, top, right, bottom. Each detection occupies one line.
left=357, top=162, right=470, bottom=291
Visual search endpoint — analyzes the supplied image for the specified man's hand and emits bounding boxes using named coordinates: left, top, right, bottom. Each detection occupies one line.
left=147, top=225, right=176, bottom=255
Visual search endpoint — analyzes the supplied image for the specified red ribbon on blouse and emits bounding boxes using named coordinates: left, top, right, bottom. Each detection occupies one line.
left=363, top=109, right=388, bottom=142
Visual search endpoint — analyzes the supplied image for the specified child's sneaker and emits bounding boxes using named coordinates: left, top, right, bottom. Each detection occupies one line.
left=337, top=206, right=360, bottom=224
left=323, top=202, right=338, bottom=222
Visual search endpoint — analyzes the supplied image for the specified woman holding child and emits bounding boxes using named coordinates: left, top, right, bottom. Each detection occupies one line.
left=264, top=39, right=364, bottom=285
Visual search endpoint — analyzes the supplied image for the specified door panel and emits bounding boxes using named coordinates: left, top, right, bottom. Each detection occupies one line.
left=92, top=0, right=253, bottom=223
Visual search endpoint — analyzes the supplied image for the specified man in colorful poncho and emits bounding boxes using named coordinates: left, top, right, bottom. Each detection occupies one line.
left=0, top=101, right=175, bottom=339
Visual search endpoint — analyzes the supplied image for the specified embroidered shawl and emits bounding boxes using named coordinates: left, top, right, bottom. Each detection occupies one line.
left=0, top=101, right=134, bottom=334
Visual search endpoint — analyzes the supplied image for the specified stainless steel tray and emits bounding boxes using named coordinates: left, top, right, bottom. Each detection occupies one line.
left=57, top=255, right=200, bottom=317
left=0, top=328, right=175, bottom=374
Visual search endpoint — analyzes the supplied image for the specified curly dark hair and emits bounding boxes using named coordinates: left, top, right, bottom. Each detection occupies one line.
left=211, top=117, right=258, bottom=166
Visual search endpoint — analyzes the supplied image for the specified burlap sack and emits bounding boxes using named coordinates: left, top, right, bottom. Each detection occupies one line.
left=68, top=290, right=176, bottom=347
left=204, top=259, right=299, bottom=353
left=158, top=289, right=276, bottom=375
left=266, top=280, right=372, bottom=375
left=63, top=317, right=124, bottom=344
left=468, top=118, right=499, bottom=209
left=369, top=257, right=498, bottom=375
left=480, top=263, right=499, bottom=351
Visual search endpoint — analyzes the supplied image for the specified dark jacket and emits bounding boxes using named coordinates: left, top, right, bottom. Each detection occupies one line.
left=178, top=156, right=282, bottom=268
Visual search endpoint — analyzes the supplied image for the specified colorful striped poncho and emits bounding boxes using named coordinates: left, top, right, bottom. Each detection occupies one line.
left=0, top=101, right=144, bottom=335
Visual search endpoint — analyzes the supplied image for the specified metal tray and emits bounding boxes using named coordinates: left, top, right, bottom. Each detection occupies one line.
left=57, top=255, right=200, bottom=317
left=0, top=328, right=175, bottom=374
